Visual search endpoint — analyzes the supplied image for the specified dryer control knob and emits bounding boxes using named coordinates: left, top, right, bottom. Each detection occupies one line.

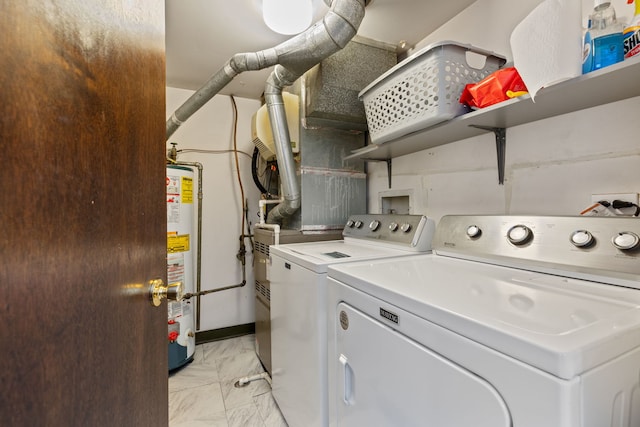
left=388, top=222, right=399, bottom=232
left=612, top=232, right=640, bottom=251
left=507, top=225, right=532, bottom=245
left=354, top=220, right=363, bottom=229
left=466, top=225, right=481, bottom=238
left=346, top=220, right=355, bottom=228
left=400, top=223, right=412, bottom=233
left=369, top=220, right=381, bottom=231
left=570, top=230, right=595, bottom=248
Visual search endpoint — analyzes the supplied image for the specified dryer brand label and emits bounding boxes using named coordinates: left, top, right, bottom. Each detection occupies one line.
left=380, top=307, right=399, bottom=324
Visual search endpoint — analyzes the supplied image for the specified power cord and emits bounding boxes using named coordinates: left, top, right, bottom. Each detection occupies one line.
left=598, top=200, right=640, bottom=217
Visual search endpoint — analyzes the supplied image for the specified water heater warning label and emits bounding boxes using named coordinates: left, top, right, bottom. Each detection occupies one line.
left=167, top=175, right=180, bottom=195
left=181, top=176, right=193, bottom=204
left=167, top=252, right=185, bottom=284
left=167, top=234, right=190, bottom=253
left=167, top=174, right=181, bottom=224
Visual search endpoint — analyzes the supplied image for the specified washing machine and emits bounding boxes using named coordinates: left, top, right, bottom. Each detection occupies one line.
left=269, top=214, right=436, bottom=427
left=327, top=215, right=640, bottom=427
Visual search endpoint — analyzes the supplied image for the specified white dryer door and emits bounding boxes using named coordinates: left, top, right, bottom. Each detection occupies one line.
left=334, top=302, right=511, bottom=427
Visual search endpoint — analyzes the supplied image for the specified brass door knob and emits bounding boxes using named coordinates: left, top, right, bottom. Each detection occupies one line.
left=148, top=279, right=183, bottom=307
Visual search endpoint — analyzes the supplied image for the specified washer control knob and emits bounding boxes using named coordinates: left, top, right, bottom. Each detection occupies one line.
left=400, top=223, right=412, bottom=233
left=369, top=220, right=381, bottom=231
left=346, top=220, right=355, bottom=228
left=570, top=230, right=595, bottom=248
left=389, top=222, right=399, bottom=232
left=466, top=225, right=481, bottom=239
left=612, top=232, right=640, bottom=251
left=354, top=220, right=363, bottom=229
left=507, top=225, right=533, bottom=245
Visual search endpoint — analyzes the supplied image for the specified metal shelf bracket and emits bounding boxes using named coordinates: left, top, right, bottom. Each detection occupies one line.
left=469, top=125, right=506, bottom=185
left=364, top=158, right=392, bottom=188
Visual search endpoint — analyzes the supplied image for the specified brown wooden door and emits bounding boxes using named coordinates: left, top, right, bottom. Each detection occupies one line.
left=0, top=1, right=168, bottom=426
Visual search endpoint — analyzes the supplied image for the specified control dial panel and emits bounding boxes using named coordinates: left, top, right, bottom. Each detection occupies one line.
left=432, top=215, right=640, bottom=289
left=341, top=214, right=435, bottom=252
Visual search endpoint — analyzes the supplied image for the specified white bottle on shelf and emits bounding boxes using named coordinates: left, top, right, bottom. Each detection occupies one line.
left=623, top=0, right=640, bottom=58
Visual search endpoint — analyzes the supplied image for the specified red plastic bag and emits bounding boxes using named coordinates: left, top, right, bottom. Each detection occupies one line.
left=459, top=67, right=528, bottom=109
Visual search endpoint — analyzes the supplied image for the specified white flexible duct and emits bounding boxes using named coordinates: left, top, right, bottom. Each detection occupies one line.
left=166, top=0, right=369, bottom=223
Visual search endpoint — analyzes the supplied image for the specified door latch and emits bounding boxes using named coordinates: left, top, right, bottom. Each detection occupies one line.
left=148, top=279, right=183, bottom=307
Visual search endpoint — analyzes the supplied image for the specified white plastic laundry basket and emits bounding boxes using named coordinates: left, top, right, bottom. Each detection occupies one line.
left=359, top=41, right=506, bottom=145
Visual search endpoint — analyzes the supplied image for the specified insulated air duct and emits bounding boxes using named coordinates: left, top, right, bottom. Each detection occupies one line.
left=166, top=0, right=370, bottom=223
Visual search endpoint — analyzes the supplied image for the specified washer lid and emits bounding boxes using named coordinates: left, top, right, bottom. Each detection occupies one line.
left=328, top=254, right=640, bottom=379
left=270, top=240, right=421, bottom=273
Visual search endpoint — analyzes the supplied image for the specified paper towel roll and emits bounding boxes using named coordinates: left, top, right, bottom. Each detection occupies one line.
left=510, top=0, right=583, bottom=100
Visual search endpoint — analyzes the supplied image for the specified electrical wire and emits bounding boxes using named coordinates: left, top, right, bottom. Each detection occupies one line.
left=267, top=163, right=277, bottom=196
left=229, top=96, right=248, bottom=240
left=251, top=150, right=281, bottom=199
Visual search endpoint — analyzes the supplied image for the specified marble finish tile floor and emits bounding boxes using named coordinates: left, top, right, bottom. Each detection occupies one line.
left=169, top=334, right=288, bottom=427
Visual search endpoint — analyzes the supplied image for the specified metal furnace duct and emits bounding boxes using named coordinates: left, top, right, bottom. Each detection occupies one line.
left=165, top=0, right=370, bottom=224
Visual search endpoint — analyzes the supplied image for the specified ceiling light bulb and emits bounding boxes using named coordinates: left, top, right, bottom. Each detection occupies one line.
left=263, top=0, right=313, bottom=35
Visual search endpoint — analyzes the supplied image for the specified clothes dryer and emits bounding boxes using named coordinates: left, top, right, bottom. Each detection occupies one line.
left=327, top=215, right=640, bottom=427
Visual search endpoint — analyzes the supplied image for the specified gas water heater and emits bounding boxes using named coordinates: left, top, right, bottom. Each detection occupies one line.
left=166, top=165, right=196, bottom=370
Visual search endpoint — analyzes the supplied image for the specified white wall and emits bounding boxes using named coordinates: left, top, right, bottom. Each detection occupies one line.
left=166, top=88, right=261, bottom=332
left=411, top=0, right=636, bottom=60
left=368, top=0, right=640, bottom=222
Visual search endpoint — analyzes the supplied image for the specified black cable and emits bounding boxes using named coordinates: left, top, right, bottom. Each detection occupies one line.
left=612, top=200, right=640, bottom=217
left=598, top=199, right=640, bottom=216
left=251, top=147, right=269, bottom=194
left=266, top=162, right=278, bottom=196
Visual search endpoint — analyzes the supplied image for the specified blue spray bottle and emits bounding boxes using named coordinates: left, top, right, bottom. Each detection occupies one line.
left=582, top=0, right=624, bottom=73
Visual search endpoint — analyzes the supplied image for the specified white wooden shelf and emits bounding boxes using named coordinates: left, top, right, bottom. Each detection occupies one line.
left=346, top=56, right=640, bottom=167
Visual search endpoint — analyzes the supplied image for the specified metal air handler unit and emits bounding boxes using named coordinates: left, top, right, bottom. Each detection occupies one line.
left=253, top=37, right=396, bottom=374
